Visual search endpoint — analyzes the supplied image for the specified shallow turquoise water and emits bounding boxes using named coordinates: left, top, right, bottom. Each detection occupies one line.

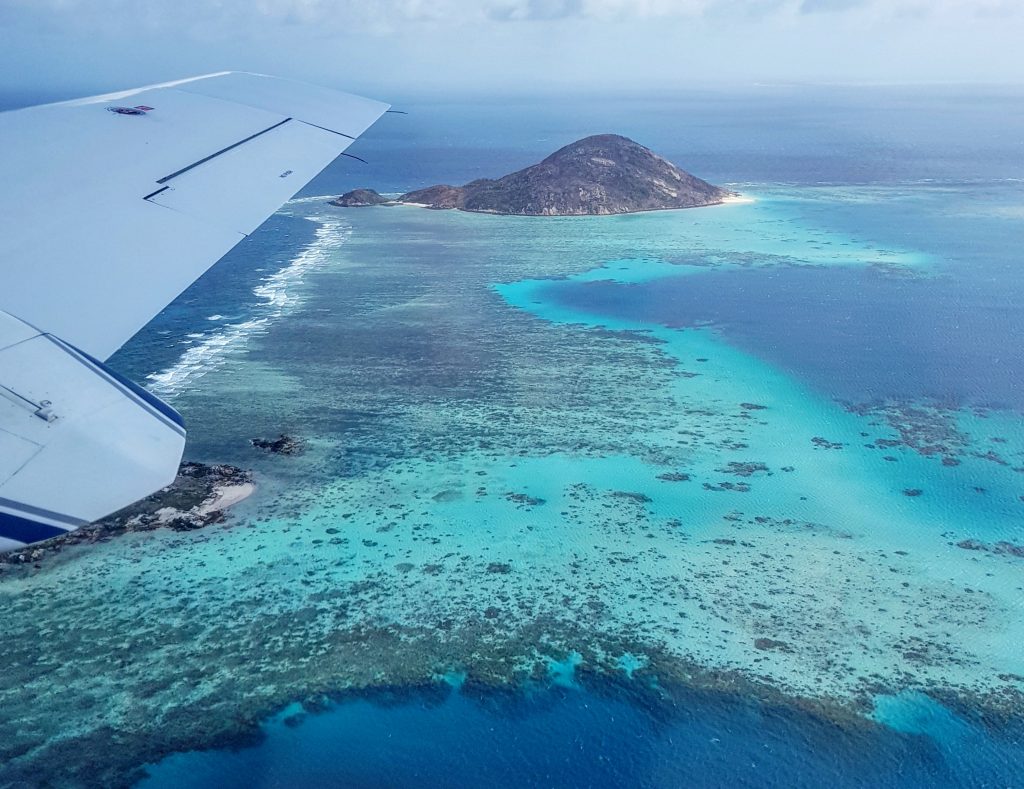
left=4, top=91, right=1024, bottom=787
left=125, top=183, right=1024, bottom=787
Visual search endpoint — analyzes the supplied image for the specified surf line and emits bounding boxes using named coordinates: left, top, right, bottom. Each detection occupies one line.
left=147, top=215, right=350, bottom=399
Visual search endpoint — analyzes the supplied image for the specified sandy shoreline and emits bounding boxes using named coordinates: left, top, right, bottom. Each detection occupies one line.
left=357, top=197, right=754, bottom=215
left=0, top=463, right=255, bottom=564
left=196, top=482, right=257, bottom=517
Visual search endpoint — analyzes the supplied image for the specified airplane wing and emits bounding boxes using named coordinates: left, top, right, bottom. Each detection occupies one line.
left=0, top=72, right=389, bottom=551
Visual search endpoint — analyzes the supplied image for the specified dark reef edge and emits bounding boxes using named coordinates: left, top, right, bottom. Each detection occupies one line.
left=3, top=606, right=1018, bottom=788
left=117, top=633, right=1024, bottom=789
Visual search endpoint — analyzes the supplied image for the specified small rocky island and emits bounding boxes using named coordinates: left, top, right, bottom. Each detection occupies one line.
left=331, top=188, right=390, bottom=207
left=331, top=134, right=732, bottom=216
left=251, top=434, right=305, bottom=456
left=0, top=462, right=254, bottom=567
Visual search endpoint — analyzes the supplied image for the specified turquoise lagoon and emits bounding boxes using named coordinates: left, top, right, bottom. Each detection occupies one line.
left=3, top=97, right=1024, bottom=786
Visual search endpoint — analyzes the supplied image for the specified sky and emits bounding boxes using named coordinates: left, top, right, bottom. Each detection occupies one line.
left=0, top=0, right=1022, bottom=101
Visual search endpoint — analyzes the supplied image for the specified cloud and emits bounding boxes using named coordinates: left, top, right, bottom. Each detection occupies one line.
left=0, top=0, right=1021, bottom=96
left=0, top=0, right=754, bottom=31
left=799, top=0, right=865, bottom=14
left=486, top=0, right=585, bottom=21
left=4, top=0, right=1023, bottom=34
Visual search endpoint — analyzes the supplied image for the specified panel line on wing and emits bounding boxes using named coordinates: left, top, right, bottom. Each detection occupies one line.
left=143, top=186, right=171, bottom=201
left=0, top=382, right=47, bottom=411
left=137, top=194, right=251, bottom=239
left=154, top=117, right=293, bottom=186
left=298, top=120, right=356, bottom=140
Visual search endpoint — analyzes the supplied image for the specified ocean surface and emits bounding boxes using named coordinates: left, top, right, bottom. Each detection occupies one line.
left=2, top=87, right=1024, bottom=788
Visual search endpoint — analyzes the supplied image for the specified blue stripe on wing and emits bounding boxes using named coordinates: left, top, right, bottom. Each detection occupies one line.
left=0, top=511, right=68, bottom=545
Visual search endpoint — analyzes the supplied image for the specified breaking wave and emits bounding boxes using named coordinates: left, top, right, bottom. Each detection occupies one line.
left=147, top=211, right=350, bottom=399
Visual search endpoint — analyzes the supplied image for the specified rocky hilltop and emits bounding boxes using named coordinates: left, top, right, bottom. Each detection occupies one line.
left=330, top=188, right=390, bottom=207
left=394, top=134, right=730, bottom=216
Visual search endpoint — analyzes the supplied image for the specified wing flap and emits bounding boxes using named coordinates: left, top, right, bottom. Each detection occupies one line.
left=147, top=120, right=347, bottom=236
left=0, top=314, right=185, bottom=545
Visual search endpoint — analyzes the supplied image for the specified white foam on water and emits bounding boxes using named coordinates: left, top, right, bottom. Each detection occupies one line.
left=147, top=214, right=350, bottom=399
left=287, top=194, right=338, bottom=205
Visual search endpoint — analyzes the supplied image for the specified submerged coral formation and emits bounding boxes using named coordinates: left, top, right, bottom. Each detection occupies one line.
left=2, top=189, right=1023, bottom=787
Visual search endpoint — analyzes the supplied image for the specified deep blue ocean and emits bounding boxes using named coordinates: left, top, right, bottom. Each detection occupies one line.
left=3, top=86, right=1024, bottom=788
left=539, top=191, right=1024, bottom=408
left=140, top=680, right=1024, bottom=789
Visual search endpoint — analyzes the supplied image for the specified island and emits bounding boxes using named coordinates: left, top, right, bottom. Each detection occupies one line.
left=331, top=134, right=733, bottom=216
left=0, top=462, right=254, bottom=566
left=330, top=188, right=390, bottom=207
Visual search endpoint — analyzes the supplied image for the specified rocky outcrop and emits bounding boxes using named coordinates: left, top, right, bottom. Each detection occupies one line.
left=398, top=134, right=731, bottom=216
left=251, top=434, right=304, bottom=455
left=0, top=462, right=253, bottom=565
left=398, top=184, right=466, bottom=209
left=330, top=188, right=390, bottom=207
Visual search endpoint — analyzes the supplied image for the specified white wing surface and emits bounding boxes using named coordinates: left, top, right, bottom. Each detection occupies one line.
left=0, top=72, right=389, bottom=550
left=0, top=71, right=388, bottom=360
